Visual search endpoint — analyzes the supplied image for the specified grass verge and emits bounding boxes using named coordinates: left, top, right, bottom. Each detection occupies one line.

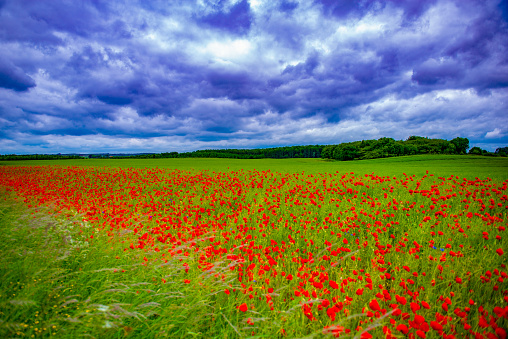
left=0, top=193, right=265, bottom=338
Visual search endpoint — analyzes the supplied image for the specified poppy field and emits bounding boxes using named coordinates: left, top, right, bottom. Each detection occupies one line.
left=0, top=163, right=507, bottom=338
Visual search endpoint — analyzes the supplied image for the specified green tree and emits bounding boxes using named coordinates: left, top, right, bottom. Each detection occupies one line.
left=333, top=144, right=359, bottom=161
left=468, top=147, right=483, bottom=155
left=495, top=147, right=508, bottom=156
left=450, top=137, right=469, bottom=154
left=445, top=143, right=457, bottom=154
left=321, top=145, right=335, bottom=159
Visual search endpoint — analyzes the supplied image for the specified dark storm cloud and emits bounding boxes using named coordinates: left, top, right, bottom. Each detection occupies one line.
left=408, top=7, right=508, bottom=93
left=0, top=0, right=118, bottom=45
left=0, top=0, right=507, bottom=154
left=444, top=15, right=502, bottom=67
left=0, top=57, right=36, bottom=91
left=197, top=0, right=253, bottom=35
left=314, top=0, right=371, bottom=19
left=59, top=43, right=200, bottom=114
left=282, top=52, right=320, bottom=78
left=268, top=47, right=402, bottom=117
left=204, top=69, right=266, bottom=100
left=497, top=0, right=508, bottom=22
left=279, top=1, right=298, bottom=13
left=22, top=1, right=111, bottom=38
left=388, top=0, right=439, bottom=20
left=411, top=59, right=463, bottom=86
left=314, top=0, right=438, bottom=21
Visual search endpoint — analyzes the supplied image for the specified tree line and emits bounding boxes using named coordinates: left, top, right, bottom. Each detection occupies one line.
left=0, top=154, right=83, bottom=161
left=321, top=136, right=469, bottom=160
left=120, top=145, right=325, bottom=159
left=321, top=136, right=506, bottom=160
left=1, top=137, right=506, bottom=161
left=469, top=146, right=508, bottom=157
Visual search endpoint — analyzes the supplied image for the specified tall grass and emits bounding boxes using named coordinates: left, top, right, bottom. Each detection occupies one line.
left=0, top=194, right=268, bottom=338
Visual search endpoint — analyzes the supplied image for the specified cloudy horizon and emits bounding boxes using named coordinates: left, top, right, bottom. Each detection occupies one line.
left=1, top=0, right=507, bottom=154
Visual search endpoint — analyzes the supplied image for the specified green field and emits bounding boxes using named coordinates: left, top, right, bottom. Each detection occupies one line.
left=1, top=154, right=507, bottom=180
left=0, top=155, right=507, bottom=338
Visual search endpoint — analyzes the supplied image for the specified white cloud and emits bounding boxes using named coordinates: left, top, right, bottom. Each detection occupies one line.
left=485, top=128, right=503, bottom=139
left=97, top=107, right=200, bottom=134
left=202, top=39, right=253, bottom=62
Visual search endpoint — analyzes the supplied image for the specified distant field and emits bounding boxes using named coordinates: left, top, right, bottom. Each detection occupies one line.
left=1, top=154, right=507, bottom=338
left=1, top=154, right=507, bottom=180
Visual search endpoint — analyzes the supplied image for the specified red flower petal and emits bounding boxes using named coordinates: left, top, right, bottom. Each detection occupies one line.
left=238, top=303, right=248, bottom=312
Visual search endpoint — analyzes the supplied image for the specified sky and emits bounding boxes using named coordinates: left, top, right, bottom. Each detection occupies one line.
left=0, top=0, right=507, bottom=154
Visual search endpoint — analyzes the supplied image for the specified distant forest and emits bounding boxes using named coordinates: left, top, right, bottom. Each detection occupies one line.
left=1, top=136, right=507, bottom=161
left=324, top=136, right=469, bottom=160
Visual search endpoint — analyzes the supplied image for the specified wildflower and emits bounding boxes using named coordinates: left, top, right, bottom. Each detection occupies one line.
left=396, top=324, right=408, bottom=334
left=430, top=321, right=443, bottom=331
left=313, top=281, right=323, bottom=289
left=416, top=330, right=426, bottom=338
left=238, top=303, right=248, bottom=312
left=396, top=295, right=407, bottom=305
left=369, top=299, right=381, bottom=311
left=410, top=302, right=420, bottom=313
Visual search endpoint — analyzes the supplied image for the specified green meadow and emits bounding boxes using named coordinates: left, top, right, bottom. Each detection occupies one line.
left=1, top=154, right=507, bottom=180
left=0, top=155, right=507, bottom=338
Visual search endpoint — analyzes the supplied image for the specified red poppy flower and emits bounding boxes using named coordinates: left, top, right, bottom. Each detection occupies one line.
left=495, top=328, right=506, bottom=339
left=396, top=295, right=407, bottom=305
left=396, top=324, right=408, bottom=334
left=369, top=299, right=381, bottom=311
left=313, top=281, right=323, bottom=289
left=430, top=321, right=443, bottom=331
left=238, top=303, right=248, bottom=312
left=410, top=302, right=420, bottom=313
